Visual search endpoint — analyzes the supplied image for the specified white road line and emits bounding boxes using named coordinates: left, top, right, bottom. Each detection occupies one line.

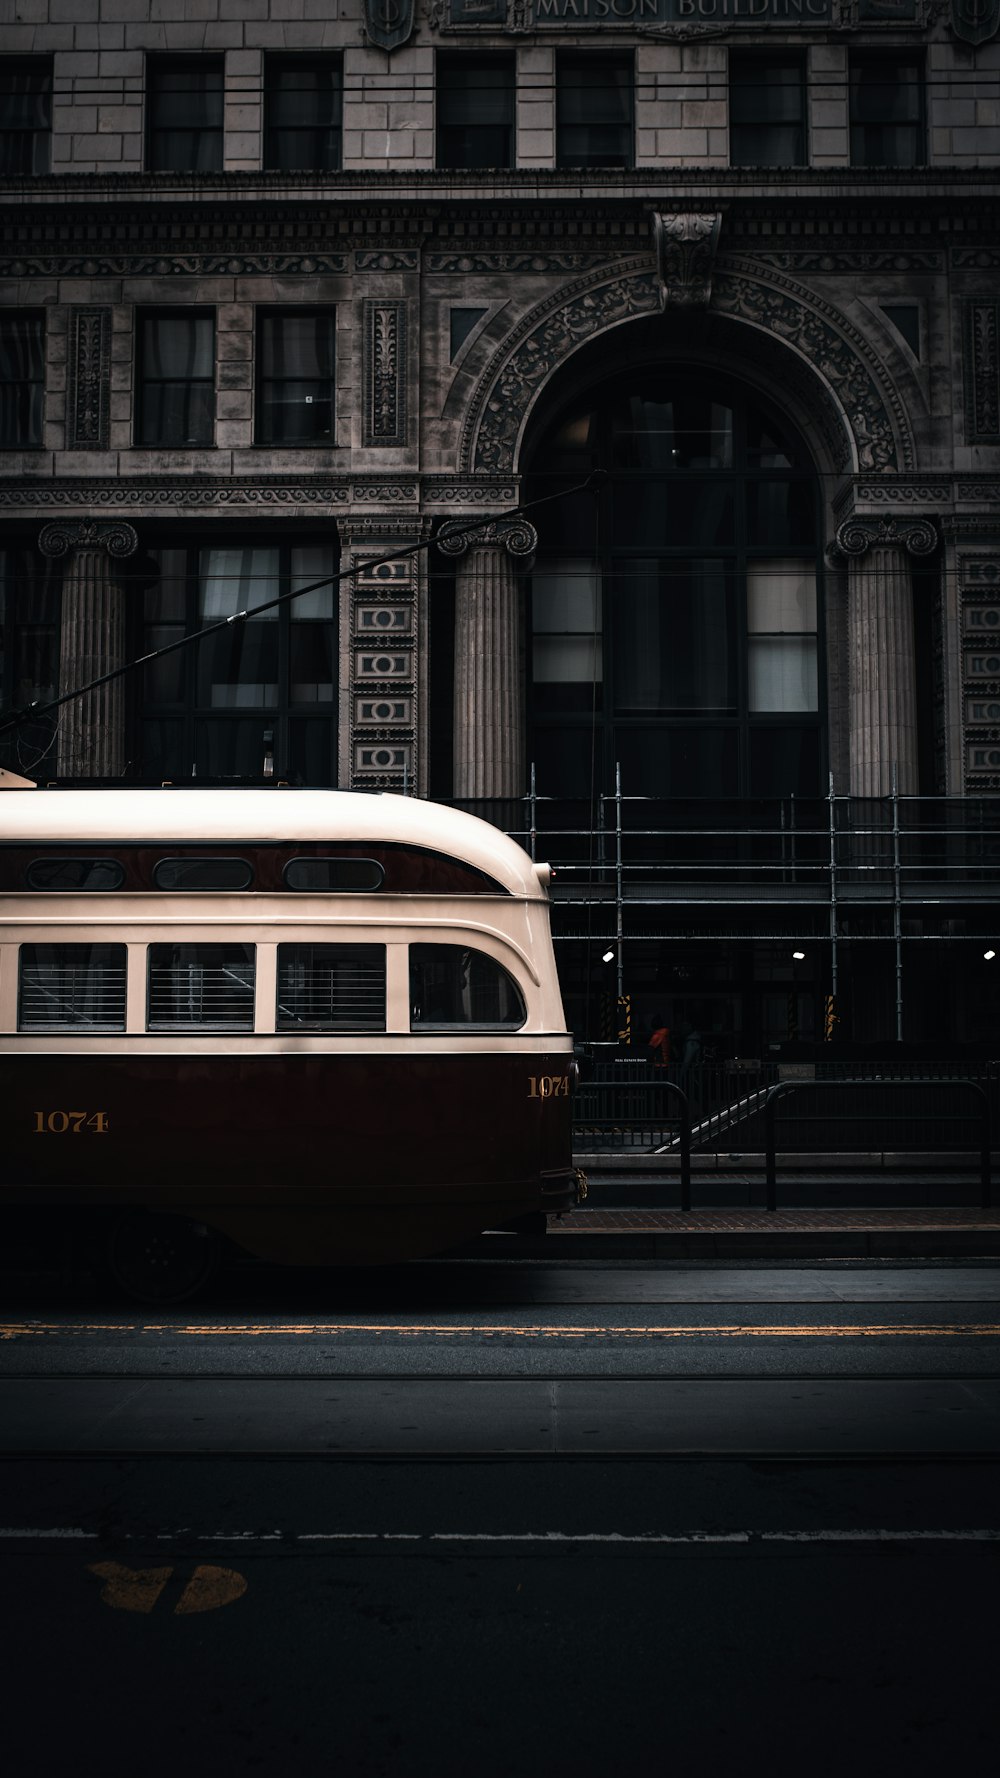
left=3, top=1527, right=1000, bottom=1545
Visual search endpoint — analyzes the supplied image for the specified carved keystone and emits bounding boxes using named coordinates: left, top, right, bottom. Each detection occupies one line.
left=652, top=212, right=722, bottom=310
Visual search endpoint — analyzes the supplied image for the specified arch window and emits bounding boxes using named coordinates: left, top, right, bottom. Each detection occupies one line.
left=525, top=372, right=823, bottom=801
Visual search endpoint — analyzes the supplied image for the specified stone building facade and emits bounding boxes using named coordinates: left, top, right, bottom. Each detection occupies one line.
left=1, top=0, right=999, bottom=1049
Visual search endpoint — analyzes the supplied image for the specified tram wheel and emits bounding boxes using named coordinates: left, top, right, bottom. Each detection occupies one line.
left=105, top=1213, right=219, bottom=1305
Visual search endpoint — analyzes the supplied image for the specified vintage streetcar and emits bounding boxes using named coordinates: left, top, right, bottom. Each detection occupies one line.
left=0, top=773, right=583, bottom=1298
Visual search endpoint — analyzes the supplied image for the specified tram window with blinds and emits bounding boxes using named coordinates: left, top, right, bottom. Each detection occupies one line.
left=0, top=784, right=583, bottom=1300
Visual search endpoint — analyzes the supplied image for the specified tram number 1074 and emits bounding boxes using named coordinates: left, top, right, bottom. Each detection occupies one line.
left=527, top=1075, right=570, bottom=1099
left=33, top=1110, right=109, bottom=1134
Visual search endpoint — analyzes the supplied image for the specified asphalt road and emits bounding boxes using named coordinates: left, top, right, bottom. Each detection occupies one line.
left=2, top=1259, right=999, bottom=1776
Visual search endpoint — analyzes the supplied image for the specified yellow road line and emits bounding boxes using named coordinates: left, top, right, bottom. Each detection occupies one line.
left=3, top=1322, right=1000, bottom=1341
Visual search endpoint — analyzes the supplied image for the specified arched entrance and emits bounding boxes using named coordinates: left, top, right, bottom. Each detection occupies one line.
left=523, top=364, right=824, bottom=803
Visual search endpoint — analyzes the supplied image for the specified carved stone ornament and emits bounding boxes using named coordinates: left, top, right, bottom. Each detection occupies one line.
left=950, top=0, right=1000, bottom=45
left=38, top=519, right=139, bottom=561
left=438, top=516, right=538, bottom=563
left=834, top=517, right=939, bottom=559
left=363, top=0, right=415, bottom=52
left=652, top=212, right=722, bottom=310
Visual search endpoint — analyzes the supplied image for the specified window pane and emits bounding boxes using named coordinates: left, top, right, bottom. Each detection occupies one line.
left=26, top=859, right=125, bottom=891
left=290, top=545, right=335, bottom=620
left=612, top=482, right=735, bottom=549
left=746, top=561, right=816, bottom=632
left=612, top=559, right=736, bottom=712
left=265, top=55, right=342, bottom=171
left=745, top=480, right=815, bottom=547
left=437, top=53, right=514, bottom=168
left=138, top=314, right=214, bottom=447
left=410, top=945, right=526, bottom=1030
left=614, top=727, right=740, bottom=798
left=532, top=561, right=600, bottom=633
left=748, top=637, right=818, bottom=712
left=283, top=859, right=385, bottom=892
left=533, top=635, right=603, bottom=686
left=749, top=727, right=820, bottom=796
left=18, top=944, right=126, bottom=1031
left=148, top=943, right=255, bottom=1030
left=258, top=312, right=336, bottom=446
left=557, top=52, right=632, bottom=168
left=0, top=314, right=44, bottom=447
left=152, top=857, right=254, bottom=890
left=194, top=719, right=276, bottom=777
left=611, top=397, right=733, bottom=471
left=277, top=944, right=385, bottom=1030
left=148, top=59, right=224, bottom=172
left=200, top=547, right=279, bottom=620
left=0, top=58, right=52, bottom=174
left=289, top=624, right=335, bottom=702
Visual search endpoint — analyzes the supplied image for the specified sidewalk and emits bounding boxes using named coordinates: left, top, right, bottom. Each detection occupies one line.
left=541, top=1205, right=1000, bottom=1259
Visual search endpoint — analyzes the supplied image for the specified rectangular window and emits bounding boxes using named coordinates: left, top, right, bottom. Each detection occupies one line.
left=139, top=538, right=337, bottom=786
left=276, top=944, right=386, bottom=1031
left=729, top=53, right=806, bottom=168
left=532, top=559, right=603, bottom=713
left=436, top=52, right=515, bottom=169
left=746, top=559, right=818, bottom=713
left=849, top=54, right=924, bottom=168
left=256, top=311, right=336, bottom=446
left=147, top=56, right=224, bottom=173
left=0, top=57, right=52, bottom=175
left=556, top=51, right=633, bottom=170
left=265, top=55, right=342, bottom=172
left=137, top=311, right=215, bottom=448
left=147, top=943, right=255, bottom=1031
left=18, top=944, right=126, bottom=1031
left=0, top=312, right=44, bottom=448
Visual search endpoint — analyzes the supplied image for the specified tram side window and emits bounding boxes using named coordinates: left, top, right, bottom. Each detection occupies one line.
left=18, top=944, right=127, bottom=1031
left=276, top=945, right=386, bottom=1031
left=409, top=945, right=526, bottom=1031
left=147, top=943, right=255, bottom=1031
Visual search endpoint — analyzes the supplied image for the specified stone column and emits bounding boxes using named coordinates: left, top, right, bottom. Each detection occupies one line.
left=39, top=519, right=139, bottom=779
left=439, top=516, right=537, bottom=801
left=835, top=516, right=938, bottom=797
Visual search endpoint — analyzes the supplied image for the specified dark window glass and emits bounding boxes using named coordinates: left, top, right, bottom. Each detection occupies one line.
left=276, top=944, right=385, bottom=1030
left=0, top=546, right=60, bottom=776
left=614, top=727, right=741, bottom=799
left=137, top=311, right=215, bottom=447
left=147, top=943, right=255, bottom=1030
left=265, top=54, right=342, bottom=171
left=612, top=481, right=735, bottom=549
left=611, top=560, right=737, bottom=713
left=0, top=313, right=44, bottom=447
left=0, top=57, right=52, bottom=175
left=749, top=726, right=821, bottom=797
left=152, top=857, right=253, bottom=890
left=437, top=52, right=514, bottom=169
left=18, top=943, right=126, bottom=1031
left=850, top=54, right=924, bottom=168
left=729, top=53, right=806, bottom=167
left=745, top=479, right=816, bottom=547
left=611, top=395, right=734, bottom=472
left=147, top=56, right=224, bottom=173
left=410, top=945, right=526, bottom=1030
left=26, top=858, right=126, bottom=891
left=556, top=51, right=633, bottom=170
left=139, top=538, right=337, bottom=786
left=257, top=311, right=336, bottom=446
left=283, top=858, right=385, bottom=892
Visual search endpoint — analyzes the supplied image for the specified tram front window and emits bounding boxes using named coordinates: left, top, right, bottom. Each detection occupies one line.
left=410, top=945, right=526, bottom=1031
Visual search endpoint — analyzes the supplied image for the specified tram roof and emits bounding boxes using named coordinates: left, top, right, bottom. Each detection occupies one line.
left=0, top=787, right=546, bottom=898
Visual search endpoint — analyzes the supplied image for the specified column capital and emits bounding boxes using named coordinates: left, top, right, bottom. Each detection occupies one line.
left=437, top=514, right=538, bottom=565
left=39, top=519, right=139, bottom=562
left=833, top=516, right=939, bottom=561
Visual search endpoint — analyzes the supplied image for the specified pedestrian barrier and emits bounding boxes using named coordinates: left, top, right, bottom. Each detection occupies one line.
left=762, top=1078, right=992, bottom=1212
left=573, top=1074, right=692, bottom=1210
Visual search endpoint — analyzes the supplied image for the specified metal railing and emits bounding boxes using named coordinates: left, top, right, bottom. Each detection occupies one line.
left=762, top=1078, right=993, bottom=1211
left=573, top=1075, right=692, bottom=1209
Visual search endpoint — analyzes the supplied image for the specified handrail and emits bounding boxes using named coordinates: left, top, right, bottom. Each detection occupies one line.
left=762, top=1078, right=992, bottom=1212
left=575, top=1077, right=692, bottom=1211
